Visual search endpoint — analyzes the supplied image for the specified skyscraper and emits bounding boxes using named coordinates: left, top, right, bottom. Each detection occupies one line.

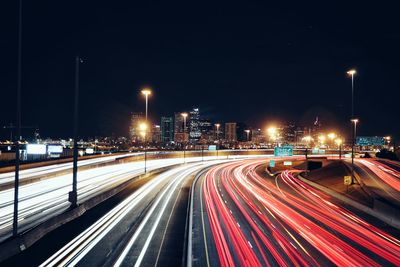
left=225, top=122, right=237, bottom=142
left=189, top=108, right=201, bottom=142
left=236, top=122, right=248, bottom=142
left=160, top=117, right=174, bottom=143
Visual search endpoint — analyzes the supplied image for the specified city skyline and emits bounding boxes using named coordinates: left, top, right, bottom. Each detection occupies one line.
left=0, top=2, right=399, bottom=140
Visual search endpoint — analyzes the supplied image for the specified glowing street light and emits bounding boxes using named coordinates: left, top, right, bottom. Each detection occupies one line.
left=181, top=113, right=188, bottom=133
left=140, top=88, right=152, bottom=173
left=335, top=138, right=343, bottom=159
left=215, top=123, right=221, bottom=158
left=328, top=133, right=336, bottom=140
left=215, top=123, right=220, bottom=140
left=181, top=113, right=188, bottom=163
left=141, top=88, right=152, bottom=121
left=245, top=129, right=251, bottom=141
left=318, top=134, right=326, bottom=144
left=351, top=118, right=359, bottom=184
left=267, top=126, right=279, bottom=143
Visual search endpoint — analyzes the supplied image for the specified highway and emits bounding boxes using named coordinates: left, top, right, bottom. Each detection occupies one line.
left=37, top=161, right=222, bottom=266
left=0, top=155, right=266, bottom=242
left=190, top=159, right=400, bottom=266
left=352, top=158, right=400, bottom=205
left=0, top=153, right=137, bottom=185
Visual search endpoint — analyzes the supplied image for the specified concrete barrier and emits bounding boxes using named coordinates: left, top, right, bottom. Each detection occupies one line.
left=298, top=174, right=400, bottom=230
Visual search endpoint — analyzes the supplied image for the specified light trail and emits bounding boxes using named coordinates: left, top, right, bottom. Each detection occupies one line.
left=200, top=159, right=400, bottom=266
left=0, top=155, right=266, bottom=241
left=40, top=162, right=213, bottom=266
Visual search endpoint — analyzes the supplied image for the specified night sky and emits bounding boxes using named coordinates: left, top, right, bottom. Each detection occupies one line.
left=1, top=1, right=399, bottom=140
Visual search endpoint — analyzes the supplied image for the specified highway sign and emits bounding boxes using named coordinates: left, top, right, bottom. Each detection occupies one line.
left=269, top=160, right=275, bottom=168
left=312, top=148, right=326, bottom=155
left=208, top=145, right=217, bottom=151
left=274, top=145, right=293, bottom=157
left=344, top=175, right=352, bottom=185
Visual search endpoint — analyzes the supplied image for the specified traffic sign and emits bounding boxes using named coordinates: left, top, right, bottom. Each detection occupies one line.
left=274, top=145, right=293, bottom=157
left=344, top=175, right=352, bottom=185
left=269, top=160, right=275, bottom=168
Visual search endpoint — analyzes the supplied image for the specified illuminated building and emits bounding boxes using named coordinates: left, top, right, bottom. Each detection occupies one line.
left=225, top=122, right=237, bottom=142
left=160, top=117, right=174, bottom=143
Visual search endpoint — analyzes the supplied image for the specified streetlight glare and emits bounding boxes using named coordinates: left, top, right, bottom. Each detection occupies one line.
left=351, top=118, right=359, bottom=123
left=141, top=88, right=152, bottom=96
left=139, top=122, right=148, bottom=131
left=267, top=126, right=277, bottom=135
left=347, top=69, right=356, bottom=75
left=335, top=138, right=343, bottom=145
left=181, top=112, right=188, bottom=118
left=328, top=133, right=336, bottom=140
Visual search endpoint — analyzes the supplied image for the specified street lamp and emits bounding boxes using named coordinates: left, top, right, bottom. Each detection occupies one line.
left=69, top=56, right=83, bottom=209
left=139, top=122, right=148, bottom=172
left=140, top=88, right=151, bottom=173
left=351, top=118, right=359, bottom=184
left=141, top=88, right=151, bottom=121
left=245, top=129, right=250, bottom=142
left=384, top=136, right=391, bottom=150
left=347, top=69, right=357, bottom=121
left=215, top=123, right=220, bottom=159
left=335, top=138, right=343, bottom=159
left=181, top=112, right=188, bottom=163
left=267, top=126, right=278, bottom=147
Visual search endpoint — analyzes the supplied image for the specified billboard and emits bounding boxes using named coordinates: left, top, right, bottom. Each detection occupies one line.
left=356, top=136, right=384, bottom=146
left=85, top=148, right=94, bottom=154
left=47, top=145, right=63, bottom=153
left=26, top=144, right=47, bottom=155
left=274, top=145, right=293, bottom=157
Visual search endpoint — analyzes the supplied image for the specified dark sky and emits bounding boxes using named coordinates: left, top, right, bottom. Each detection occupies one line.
left=1, top=1, right=399, bottom=140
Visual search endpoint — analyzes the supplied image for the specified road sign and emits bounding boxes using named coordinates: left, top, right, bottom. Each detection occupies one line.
left=312, top=148, right=325, bottom=155
left=208, top=145, right=217, bottom=151
left=274, top=145, right=293, bottom=157
left=344, top=175, right=352, bottom=185
left=283, top=161, right=292, bottom=166
left=269, top=160, right=275, bottom=168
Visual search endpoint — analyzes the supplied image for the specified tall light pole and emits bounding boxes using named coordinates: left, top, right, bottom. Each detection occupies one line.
left=181, top=113, right=188, bottom=163
left=69, top=56, right=82, bottom=208
left=215, top=123, right=220, bottom=159
left=347, top=69, right=357, bottom=184
left=351, top=119, right=359, bottom=184
left=141, top=88, right=151, bottom=173
left=13, top=0, right=23, bottom=236
left=347, top=69, right=356, bottom=121
left=335, top=138, right=343, bottom=159
left=245, top=129, right=250, bottom=142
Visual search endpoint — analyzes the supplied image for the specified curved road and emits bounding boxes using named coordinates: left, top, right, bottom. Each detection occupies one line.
left=190, top=159, right=400, bottom=266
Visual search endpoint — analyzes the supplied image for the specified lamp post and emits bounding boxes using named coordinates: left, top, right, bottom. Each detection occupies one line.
left=245, top=129, right=250, bottom=142
left=141, top=88, right=151, bottom=173
left=347, top=69, right=356, bottom=122
left=13, top=0, right=23, bottom=236
left=335, top=138, right=343, bottom=159
left=181, top=113, right=188, bottom=163
left=347, top=69, right=357, bottom=184
left=69, top=56, right=83, bottom=208
left=351, top=119, right=359, bottom=184
left=215, top=123, right=220, bottom=159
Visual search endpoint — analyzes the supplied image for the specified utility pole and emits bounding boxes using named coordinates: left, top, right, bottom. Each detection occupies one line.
left=13, top=0, right=23, bottom=237
left=69, top=56, right=81, bottom=208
